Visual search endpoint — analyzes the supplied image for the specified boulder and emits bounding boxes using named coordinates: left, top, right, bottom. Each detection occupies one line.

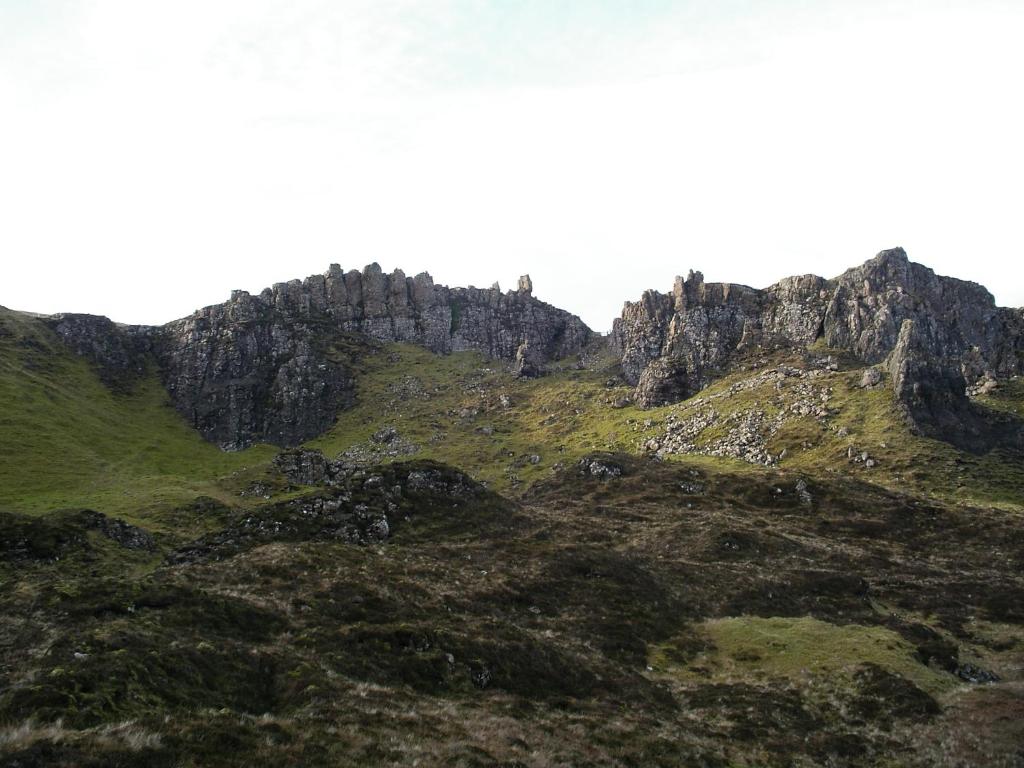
left=634, top=356, right=690, bottom=408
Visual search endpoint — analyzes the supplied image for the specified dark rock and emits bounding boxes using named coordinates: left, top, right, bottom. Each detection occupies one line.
left=883, top=319, right=992, bottom=449
left=45, top=314, right=151, bottom=393
left=513, top=340, right=544, bottom=379
left=167, top=460, right=504, bottom=563
left=0, top=509, right=155, bottom=560
left=470, top=665, right=492, bottom=689
left=955, top=662, right=999, bottom=683
left=153, top=292, right=356, bottom=450
left=634, top=356, right=690, bottom=408
left=273, top=448, right=340, bottom=487
left=578, top=456, right=624, bottom=479
left=84, top=511, right=156, bottom=551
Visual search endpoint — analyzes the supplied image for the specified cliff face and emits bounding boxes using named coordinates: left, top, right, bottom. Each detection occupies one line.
left=49, top=264, right=593, bottom=450
left=612, top=269, right=827, bottom=406
left=257, top=263, right=590, bottom=361
left=613, top=248, right=1024, bottom=419
left=153, top=292, right=356, bottom=451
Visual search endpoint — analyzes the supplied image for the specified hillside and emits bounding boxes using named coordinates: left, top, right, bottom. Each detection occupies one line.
left=2, top=251, right=1024, bottom=767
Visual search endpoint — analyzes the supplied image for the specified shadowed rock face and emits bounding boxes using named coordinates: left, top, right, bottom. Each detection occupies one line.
left=153, top=292, right=356, bottom=450
left=613, top=249, right=1024, bottom=422
left=884, top=318, right=980, bottom=444
left=48, top=264, right=593, bottom=450
left=884, top=319, right=1024, bottom=451
left=634, top=356, right=691, bottom=408
left=46, top=314, right=152, bottom=393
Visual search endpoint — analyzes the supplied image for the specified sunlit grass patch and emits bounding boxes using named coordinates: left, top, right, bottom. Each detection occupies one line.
left=652, top=615, right=957, bottom=697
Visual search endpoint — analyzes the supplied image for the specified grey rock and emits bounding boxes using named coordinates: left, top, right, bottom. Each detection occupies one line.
left=882, top=318, right=992, bottom=449
left=471, top=665, right=492, bottom=689
left=155, top=291, right=355, bottom=450
left=578, top=456, right=624, bottom=479
left=956, top=663, right=999, bottom=684
left=85, top=511, right=156, bottom=551
left=371, top=426, right=400, bottom=445
left=273, top=448, right=340, bottom=486
left=612, top=248, right=1024, bottom=438
left=795, top=479, right=812, bottom=507
left=50, top=264, right=592, bottom=450
left=859, top=368, right=883, bottom=388
left=513, top=339, right=544, bottom=379
left=634, top=356, right=690, bottom=408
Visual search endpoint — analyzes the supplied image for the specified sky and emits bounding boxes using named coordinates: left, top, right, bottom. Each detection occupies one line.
left=1, top=0, right=1022, bottom=331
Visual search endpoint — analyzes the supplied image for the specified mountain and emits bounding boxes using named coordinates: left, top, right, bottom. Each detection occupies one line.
left=1, top=249, right=1023, bottom=767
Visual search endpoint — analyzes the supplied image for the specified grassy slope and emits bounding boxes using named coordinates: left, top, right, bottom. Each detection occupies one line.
left=1, top=313, right=1023, bottom=766
left=3, top=308, right=1022, bottom=522
left=0, top=309, right=275, bottom=524
left=310, top=342, right=1024, bottom=510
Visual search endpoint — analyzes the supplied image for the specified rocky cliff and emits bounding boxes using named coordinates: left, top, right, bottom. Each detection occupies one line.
left=249, top=263, right=590, bottom=361
left=49, top=264, right=593, bottom=449
left=45, top=250, right=1022, bottom=450
left=612, top=248, right=1024, bottom=433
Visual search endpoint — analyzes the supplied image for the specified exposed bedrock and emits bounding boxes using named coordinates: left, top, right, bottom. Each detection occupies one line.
left=613, top=248, right=1024, bottom=424
left=49, top=264, right=593, bottom=449
left=46, top=314, right=153, bottom=393
left=257, top=264, right=590, bottom=361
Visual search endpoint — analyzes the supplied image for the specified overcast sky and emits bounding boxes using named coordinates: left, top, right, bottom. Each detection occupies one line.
left=2, top=0, right=1022, bottom=331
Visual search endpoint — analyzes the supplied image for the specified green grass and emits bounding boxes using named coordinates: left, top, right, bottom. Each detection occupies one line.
left=0, top=309, right=274, bottom=524
left=652, top=616, right=956, bottom=697
left=975, top=376, right=1024, bottom=418
left=2, top=318, right=1023, bottom=766
left=2, top=309, right=1022, bottom=523
left=307, top=342, right=651, bottom=492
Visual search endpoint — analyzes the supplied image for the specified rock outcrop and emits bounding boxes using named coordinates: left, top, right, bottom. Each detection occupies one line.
left=513, top=340, right=544, bottom=379
left=613, top=269, right=819, bottom=393
left=882, top=319, right=991, bottom=449
left=153, top=290, right=356, bottom=450
left=613, top=249, right=1024, bottom=430
left=46, top=314, right=152, bottom=393
left=257, top=263, right=589, bottom=360
left=634, top=356, right=691, bottom=407
left=49, top=264, right=593, bottom=450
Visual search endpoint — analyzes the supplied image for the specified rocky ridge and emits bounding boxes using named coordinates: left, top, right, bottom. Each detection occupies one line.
left=42, top=249, right=1023, bottom=451
left=612, top=248, right=1024, bottom=441
left=48, top=265, right=593, bottom=450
